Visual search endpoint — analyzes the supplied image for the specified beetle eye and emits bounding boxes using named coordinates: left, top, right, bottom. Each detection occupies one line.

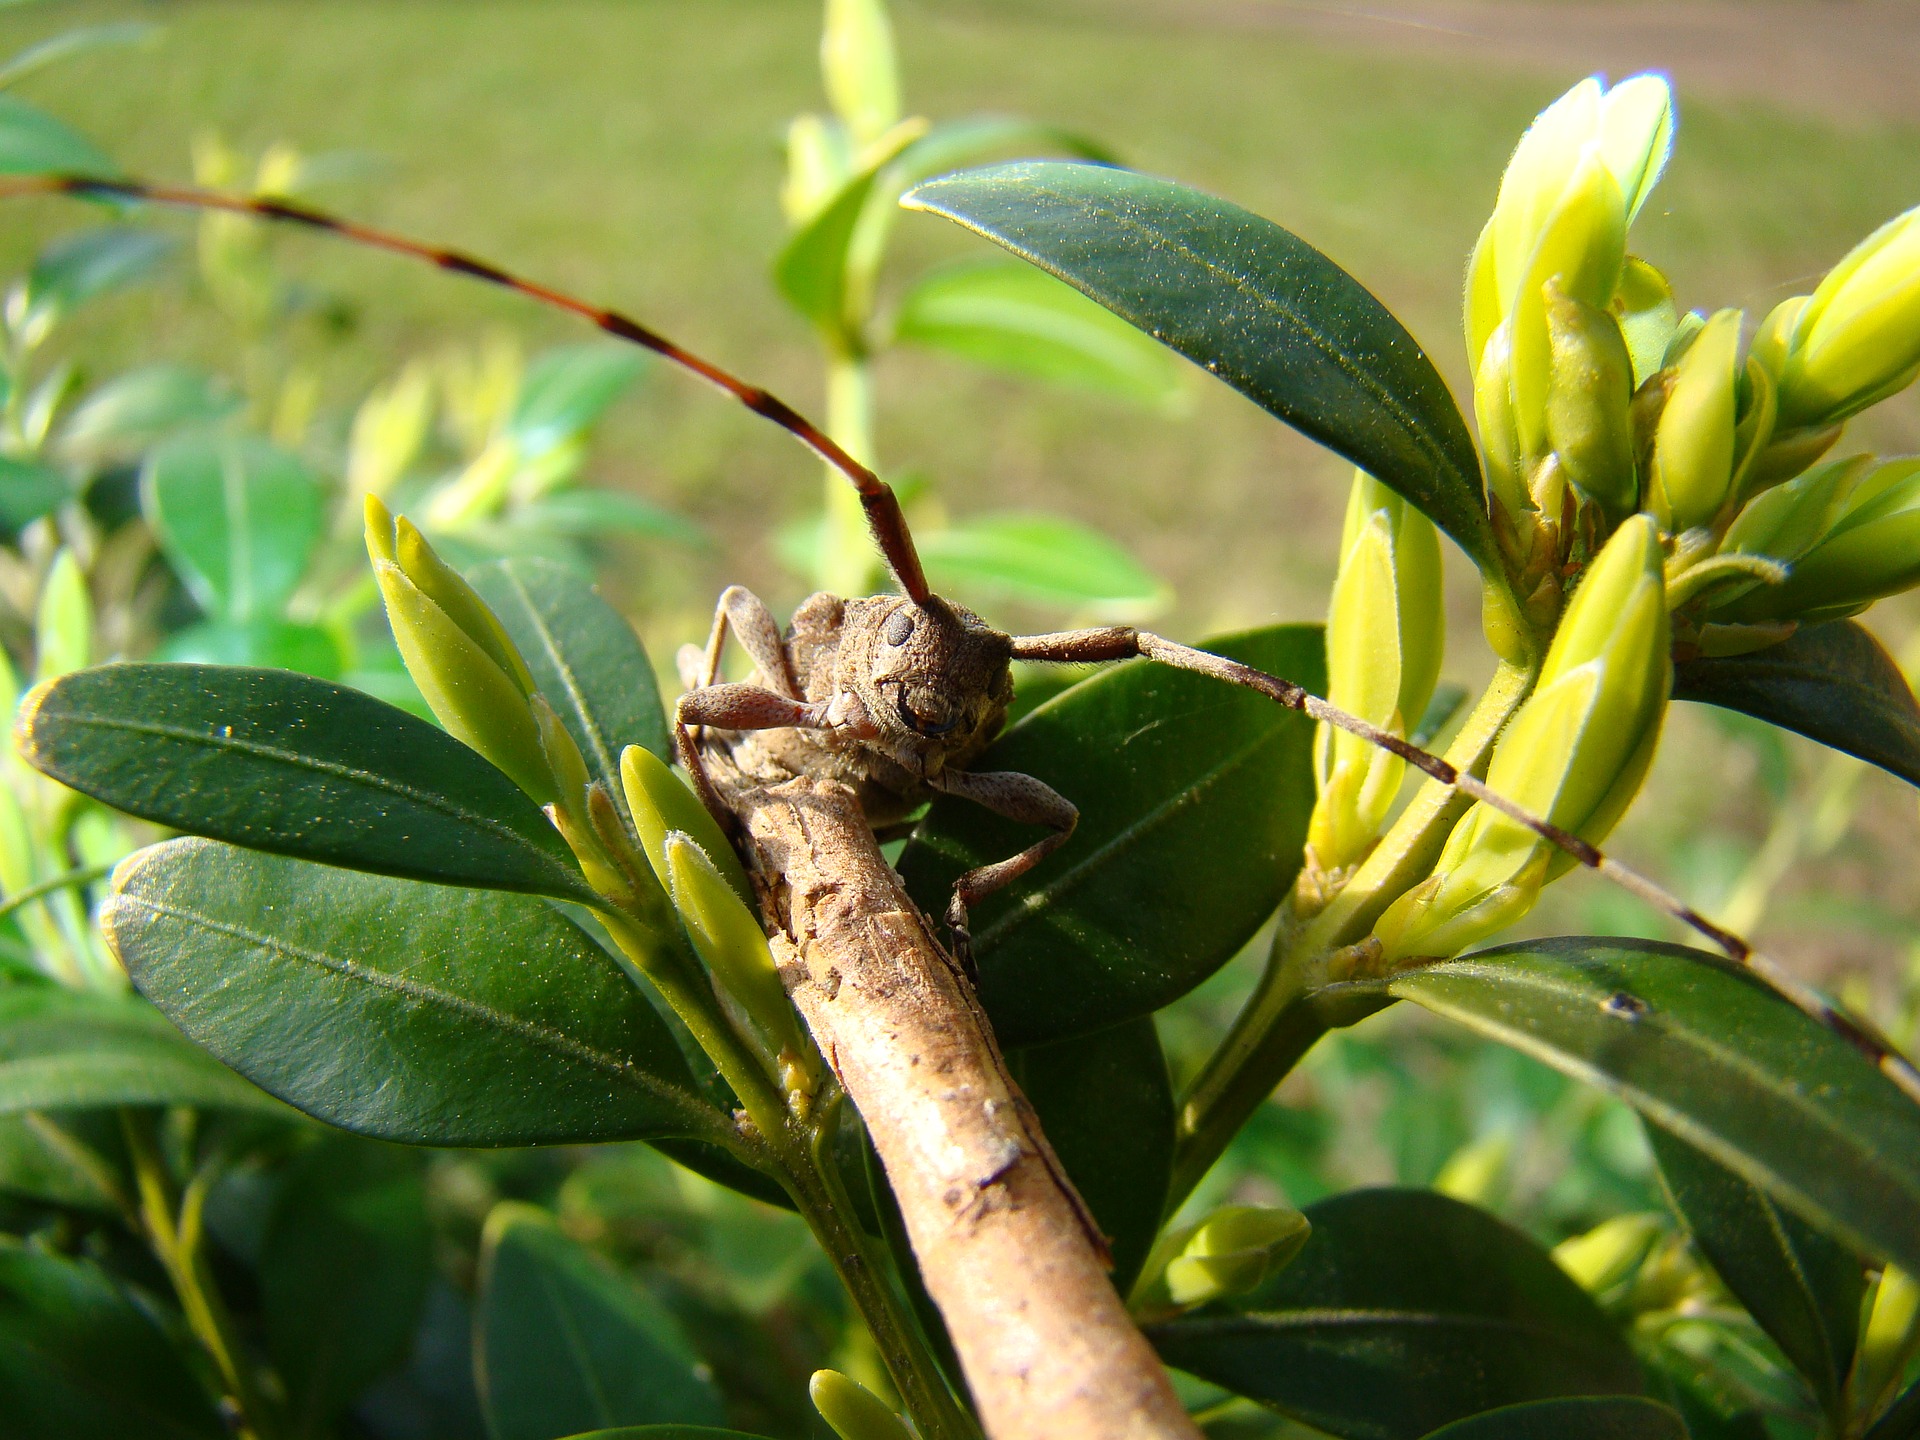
left=881, top=608, right=915, bottom=647
left=897, top=685, right=958, bottom=737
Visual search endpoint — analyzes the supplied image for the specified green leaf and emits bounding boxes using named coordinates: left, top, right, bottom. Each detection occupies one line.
left=470, top=558, right=671, bottom=810
left=57, top=364, right=240, bottom=455
left=917, top=512, right=1168, bottom=618
left=1647, top=1126, right=1863, bottom=1418
left=1867, top=1380, right=1920, bottom=1440
left=893, top=258, right=1188, bottom=410
left=1419, top=1397, right=1687, bottom=1440
left=106, top=839, right=706, bottom=1146
left=0, top=454, right=68, bottom=532
left=0, top=94, right=115, bottom=178
left=1674, top=621, right=1920, bottom=788
left=776, top=158, right=891, bottom=340
left=1011, top=1016, right=1172, bottom=1293
left=0, top=984, right=288, bottom=1118
left=521, top=490, right=706, bottom=548
left=140, top=432, right=327, bottom=624
left=154, top=618, right=345, bottom=678
left=1387, top=938, right=1920, bottom=1277
left=0, top=1239, right=225, bottom=1439
left=510, top=345, right=646, bottom=457
left=904, top=162, right=1497, bottom=575
left=1148, top=1189, right=1644, bottom=1440
left=25, top=227, right=173, bottom=319
left=477, top=1203, right=726, bottom=1440
left=0, top=1111, right=123, bottom=1210
left=262, top=1137, right=431, bottom=1432
left=19, top=662, right=592, bottom=900
left=900, top=624, right=1320, bottom=1046
left=891, top=116, right=1116, bottom=192
left=0, top=22, right=157, bottom=89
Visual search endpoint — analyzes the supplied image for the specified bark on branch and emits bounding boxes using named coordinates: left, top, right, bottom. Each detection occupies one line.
left=730, top=772, right=1201, bottom=1440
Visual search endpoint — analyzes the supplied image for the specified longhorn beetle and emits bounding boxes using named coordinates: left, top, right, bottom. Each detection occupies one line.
left=5, top=172, right=1918, bottom=1107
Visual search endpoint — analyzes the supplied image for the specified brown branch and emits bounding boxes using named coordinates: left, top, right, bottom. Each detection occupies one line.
left=728, top=772, right=1201, bottom=1440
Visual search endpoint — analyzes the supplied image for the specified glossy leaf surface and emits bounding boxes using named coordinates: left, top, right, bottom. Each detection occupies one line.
left=108, top=839, right=703, bottom=1146
left=1648, top=1126, right=1862, bottom=1417
left=478, top=1204, right=726, bottom=1439
left=1420, top=1397, right=1687, bottom=1440
left=0, top=983, right=286, bottom=1118
left=261, top=1138, right=432, bottom=1430
left=1149, top=1189, right=1642, bottom=1440
left=905, top=162, right=1496, bottom=573
left=0, top=1240, right=224, bottom=1439
left=1012, top=1016, right=1174, bottom=1292
left=1675, top=621, right=1920, bottom=788
left=917, top=512, right=1167, bottom=617
left=893, top=258, right=1187, bottom=408
left=1389, top=938, right=1920, bottom=1276
left=901, top=624, right=1320, bottom=1045
left=470, top=558, right=671, bottom=807
left=20, top=662, right=591, bottom=899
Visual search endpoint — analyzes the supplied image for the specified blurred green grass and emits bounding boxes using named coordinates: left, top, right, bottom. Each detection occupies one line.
left=4, top=0, right=1918, bottom=976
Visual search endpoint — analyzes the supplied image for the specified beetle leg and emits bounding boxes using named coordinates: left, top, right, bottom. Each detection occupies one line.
left=696, top=584, right=801, bottom=696
left=927, top=767, right=1078, bottom=976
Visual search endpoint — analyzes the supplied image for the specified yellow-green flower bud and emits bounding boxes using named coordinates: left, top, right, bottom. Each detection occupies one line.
left=365, top=497, right=554, bottom=802
left=1308, top=472, right=1444, bottom=875
left=346, top=360, right=434, bottom=501
left=1713, top=456, right=1920, bottom=625
left=1615, top=256, right=1678, bottom=387
left=531, top=694, right=592, bottom=818
left=1135, top=1205, right=1311, bottom=1319
left=1475, top=323, right=1528, bottom=519
left=1553, top=1213, right=1664, bottom=1295
left=34, top=549, right=90, bottom=683
left=782, top=113, right=853, bottom=225
left=1376, top=517, right=1669, bottom=961
left=1545, top=283, right=1637, bottom=517
left=1778, top=207, right=1920, bottom=427
left=1853, top=1264, right=1920, bottom=1420
left=619, top=743, right=754, bottom=905
left=1648, top=308, right=1742, bottom=532
left=665, top=831, right=810, bottom=1083
left=810, top=1369, right=911, bottom=1440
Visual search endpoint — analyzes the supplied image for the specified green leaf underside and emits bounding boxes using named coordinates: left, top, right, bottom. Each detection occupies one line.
left=1149, top=1188, right=1643, bottom=1440
left=1388, top=939, right=1920, bottom=1276
left=0, top=1240, right=224, bottom=1440
left=0, top=985, right=287, bottom=1118
left=1419, top=1397, right=1688, bottom=1440
left=900, top=624, right=1320, bottom=1046
left=20, top=663, right=592, bottom=900
left=478, top=1205, right=725, bottom=1440
left=107, top=839, right=704, bottom=1146
left=262, top=1138, right=432, bottom=1428
left=1647, top=1127, right=1862, bottom=1417
left=1012, top=1017, right=1174, bottom=1292
left=893, top=257, right=1187, bottom=407
left=470, top=558, right=671, bottom=807
left=904, top=162, right=1496, bottom=573
left=1674, top=621, right=1920, bottom=788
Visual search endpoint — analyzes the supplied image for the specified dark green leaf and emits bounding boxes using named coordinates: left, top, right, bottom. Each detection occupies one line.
left=19, top=662, right=592, bottom=900
left=510, top=345, right=645, bottom=456
left=1867, top=1380, right=1920, bottom=1440
left=262, top=1138, right=431, bottom=1431
left=0, top=454, right=68, bottom=531
left=0, top=1239, right=224, bottom=1439
left=470, top=559, right=671, bottom=810
left=0, top=94, right=115, bottom=178
left=107, top=839, right=707, bottom=1146
left=25, top=227, right=173, bottom=318
left=154, top=618, right=345, bottom=678
left=1012, top=1017, right=1173, bottom=1292
left=917, top=512, right=1169, bottom=617
left=58, top=364, right=240, bottom=455
left=1387, top=938, right=1920, bottom=1277
left=900, top=624, right=1320, bottom=1045
left=1675, top=621, right=1920, bottom=788
left=477, top=1203, right=726, bottom=1439
left=140, top=432, right=326, bottom=623
left=1647, top=1126, right=1863, bottom=1418
left=0, top=984, right=288, bottom=1118
left=893, top=258, right=1188, bottom=409
left=0, top=1112, right=122, bottom=1209
left=1420, top=1397, right=1687, bottom=1440
left=904, top=162, right=1496, bottom=574
left=1148, top=1188, right=1643, bottom=1440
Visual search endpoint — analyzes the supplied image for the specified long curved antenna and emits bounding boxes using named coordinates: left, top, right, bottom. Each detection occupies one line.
left=0, top=173, right=933, bottom=604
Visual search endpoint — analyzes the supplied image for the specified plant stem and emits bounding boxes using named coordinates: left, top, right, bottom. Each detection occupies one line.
left=120, top=1111, right=278, bottom=1440
left=822, top=353, right=880, bottom=597
left=1167, top=662, right=1538, bottom=1208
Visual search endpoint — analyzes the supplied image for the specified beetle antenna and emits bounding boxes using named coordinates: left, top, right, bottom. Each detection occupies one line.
left=0, top=173, right=933, bottom=604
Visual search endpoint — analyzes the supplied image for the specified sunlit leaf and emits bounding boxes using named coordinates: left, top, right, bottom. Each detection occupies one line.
left=0, top=454, right=68, bottom=532
left=0, top=22, right=156, bottom=89
left=916, top=512, right=1168, bottom=618
left=24, top=227, right=172, bottom=320
left=57, top=364, right=240, bottom=456
left=0, top=94, right=115, bottom=178
left=521, top=490, right=706, bottom=548
left=153, top=618, right=345, bottom=679
left=509, top=345, right=646, bottom=457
